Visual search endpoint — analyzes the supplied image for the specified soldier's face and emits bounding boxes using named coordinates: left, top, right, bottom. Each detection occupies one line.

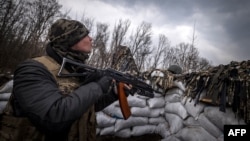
left=71, top=35, right=93, bottom=53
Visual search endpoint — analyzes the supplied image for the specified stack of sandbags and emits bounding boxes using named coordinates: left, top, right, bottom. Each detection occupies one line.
left=96, top=80, right=246, bottom=141
left=96, top=92, right=170, bottom=139
left=0, top=79, right=13, bottom=114
left=96, top=80, right=187, bottom=139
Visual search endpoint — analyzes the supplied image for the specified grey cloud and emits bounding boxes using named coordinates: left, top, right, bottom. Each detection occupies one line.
left=97, top=0, right=250, bottom=64
left=194, top=0, right=250, bottom=62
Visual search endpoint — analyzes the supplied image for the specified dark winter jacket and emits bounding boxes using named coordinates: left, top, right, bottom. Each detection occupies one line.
left=12, top=54, right=118, bottom=136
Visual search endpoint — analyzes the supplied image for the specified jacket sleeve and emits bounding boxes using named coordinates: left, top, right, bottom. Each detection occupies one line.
left=94, top=90, right=118, bottom=112
left=13, top=60, right=103, bottom=133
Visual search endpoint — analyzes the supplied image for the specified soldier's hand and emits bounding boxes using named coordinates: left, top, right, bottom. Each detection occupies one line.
left=97, top=76, right=113, bottom=93
left=112, top=81, right=133, bottom=97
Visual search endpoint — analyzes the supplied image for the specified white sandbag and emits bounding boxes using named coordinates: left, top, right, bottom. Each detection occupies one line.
left=149, top=108, right=165, bottom=118
left=0, top=80, right=13, bottom=93
left=161, top=136, right=180, bottom=141
left=173, top=81, right=186, bottom=92
left=150, top=69, right=164, bottom=77
left=151, top=84, right=165, bottom=96
left=155, top=123, right=171, bottom=138
left=197, top=113, right=223, bottom=138
left=175, top=126, right=217, bottom=141
left=203, top=106, right=246, bottom=131
left=114, top=95, right=147, bottom=108
left=131, top=107, right=151, bottom=117
left=147, top=97, right=165, bottom=108
left=0, top=93, right=11, bottom=101
left=183, top=98, right=205, bottom=119
left=114, top=128, right=131, bottom=138
left=115, top=116, right=148, bottom=132
left=181, top=90, right=207, bottom=105
left=0, top=101, right=8, bottom=114
left=149, top=117, right=167, bottom=125
left=183, top=117, right=200, bottom=126
left=217, top=134, right=224, bottom=141
left=165, top=102, right=188, bottom=119
left=96, top=111, right=116, bottom=128
left=127, top=95, right=147, bottom=107
left=102, top=103, right=123, bottom=119
left=154, top=92, right=164, bottom=97
left=100, top=126, right=115, bottom=135
left=96, top=128, right=101, bottom=135
left=135, top=93, right=150, bottom=100
left=165, top=93, right=181, bottom=103
left=145, top=79, right=151, bottom=85
left=131, top=125, right=156, bottom=136
left=165, top=88, right=183, bottom=95
left=164, top=113, right=183, bottom=134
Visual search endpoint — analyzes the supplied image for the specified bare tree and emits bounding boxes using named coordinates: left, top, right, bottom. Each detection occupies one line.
left=128, top=21, right=152, bottom=71
left=0, top=0, right=213, bottom=74
left=187, top=21, right=199, bottom=71
left=150, top=34, right=170, bottom=69
left=88, top=22, right=110, bottom=69
left=197, top=57, right=212, bottom=71
left=23, top=0, right=62, bottom=52
left=80, top=14, right=95, bottom=36
left=0, top=0, right=62, bottom=73
left=110, top=19, right=131, bottom=52
left=187, top=44, right=199, bottom=71
left=187, top=21, right=211, bottom=72
left=190, top=21, right=198, bottom=50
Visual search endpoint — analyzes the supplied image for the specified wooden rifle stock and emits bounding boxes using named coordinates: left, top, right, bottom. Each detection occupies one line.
left=117, top=82, right=131, bottom=120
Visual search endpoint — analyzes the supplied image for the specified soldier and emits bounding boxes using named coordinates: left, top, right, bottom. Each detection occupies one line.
left=168, top=65, right=183, bottom=74
left=0, top=19, right=132, bottom=141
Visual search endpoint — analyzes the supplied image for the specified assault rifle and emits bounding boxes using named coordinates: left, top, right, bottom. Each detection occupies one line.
left=57, top=57, right=154, bottom=120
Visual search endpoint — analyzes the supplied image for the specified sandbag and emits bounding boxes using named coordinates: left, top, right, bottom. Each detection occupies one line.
left=96, top=111, right=116, bottom=128
left=165, top=102, right=188, bottom=119
left=164, top=113, right=183, bottom=134
left=0, top=80, right=13, bottom=93
left=115, top=117, right=148, bottom=132
left=175, top=126, right=217, bottom=141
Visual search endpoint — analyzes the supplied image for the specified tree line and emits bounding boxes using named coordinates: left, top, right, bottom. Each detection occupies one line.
left=0, top=0, right=212, bottom=74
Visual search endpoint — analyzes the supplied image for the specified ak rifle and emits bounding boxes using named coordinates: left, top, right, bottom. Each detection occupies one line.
left=57, top=57, right=154, bottom=120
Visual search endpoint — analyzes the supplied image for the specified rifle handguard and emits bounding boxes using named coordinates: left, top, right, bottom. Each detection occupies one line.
left=118, top=82, right=131, bottom=120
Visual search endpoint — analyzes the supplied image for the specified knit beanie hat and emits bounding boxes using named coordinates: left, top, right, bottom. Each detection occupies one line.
left=48, top=19, right=89, bottom=49
left=47, top=19, right=90, bottom=63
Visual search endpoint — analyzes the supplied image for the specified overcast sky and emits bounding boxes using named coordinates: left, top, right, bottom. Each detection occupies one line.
left=58, top=0, right=250, bottom=66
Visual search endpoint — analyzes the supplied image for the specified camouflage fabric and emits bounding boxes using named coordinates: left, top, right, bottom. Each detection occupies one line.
left=110, top=45, right=176, bottom=94
left=48, top=19, right=89, bottom=49
left=111, top=45, right=139, bottom=75
left=141, top=69, right=175, bottom=94
left=111, top=45, right=176, bottom=94
left=48, top=18, right=90, bottom=63
left=181, top=60, right=250, bottom=124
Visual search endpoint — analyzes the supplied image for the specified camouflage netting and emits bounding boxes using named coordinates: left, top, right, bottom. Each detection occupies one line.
left=111, top=45, right=250, bottom=124
left=179, top=60, right=250, bottom=124
left=111, top=45, right=139, bottom=75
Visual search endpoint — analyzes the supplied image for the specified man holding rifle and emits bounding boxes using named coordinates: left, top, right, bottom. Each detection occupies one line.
left=0, top=19, right=133, bottom=141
